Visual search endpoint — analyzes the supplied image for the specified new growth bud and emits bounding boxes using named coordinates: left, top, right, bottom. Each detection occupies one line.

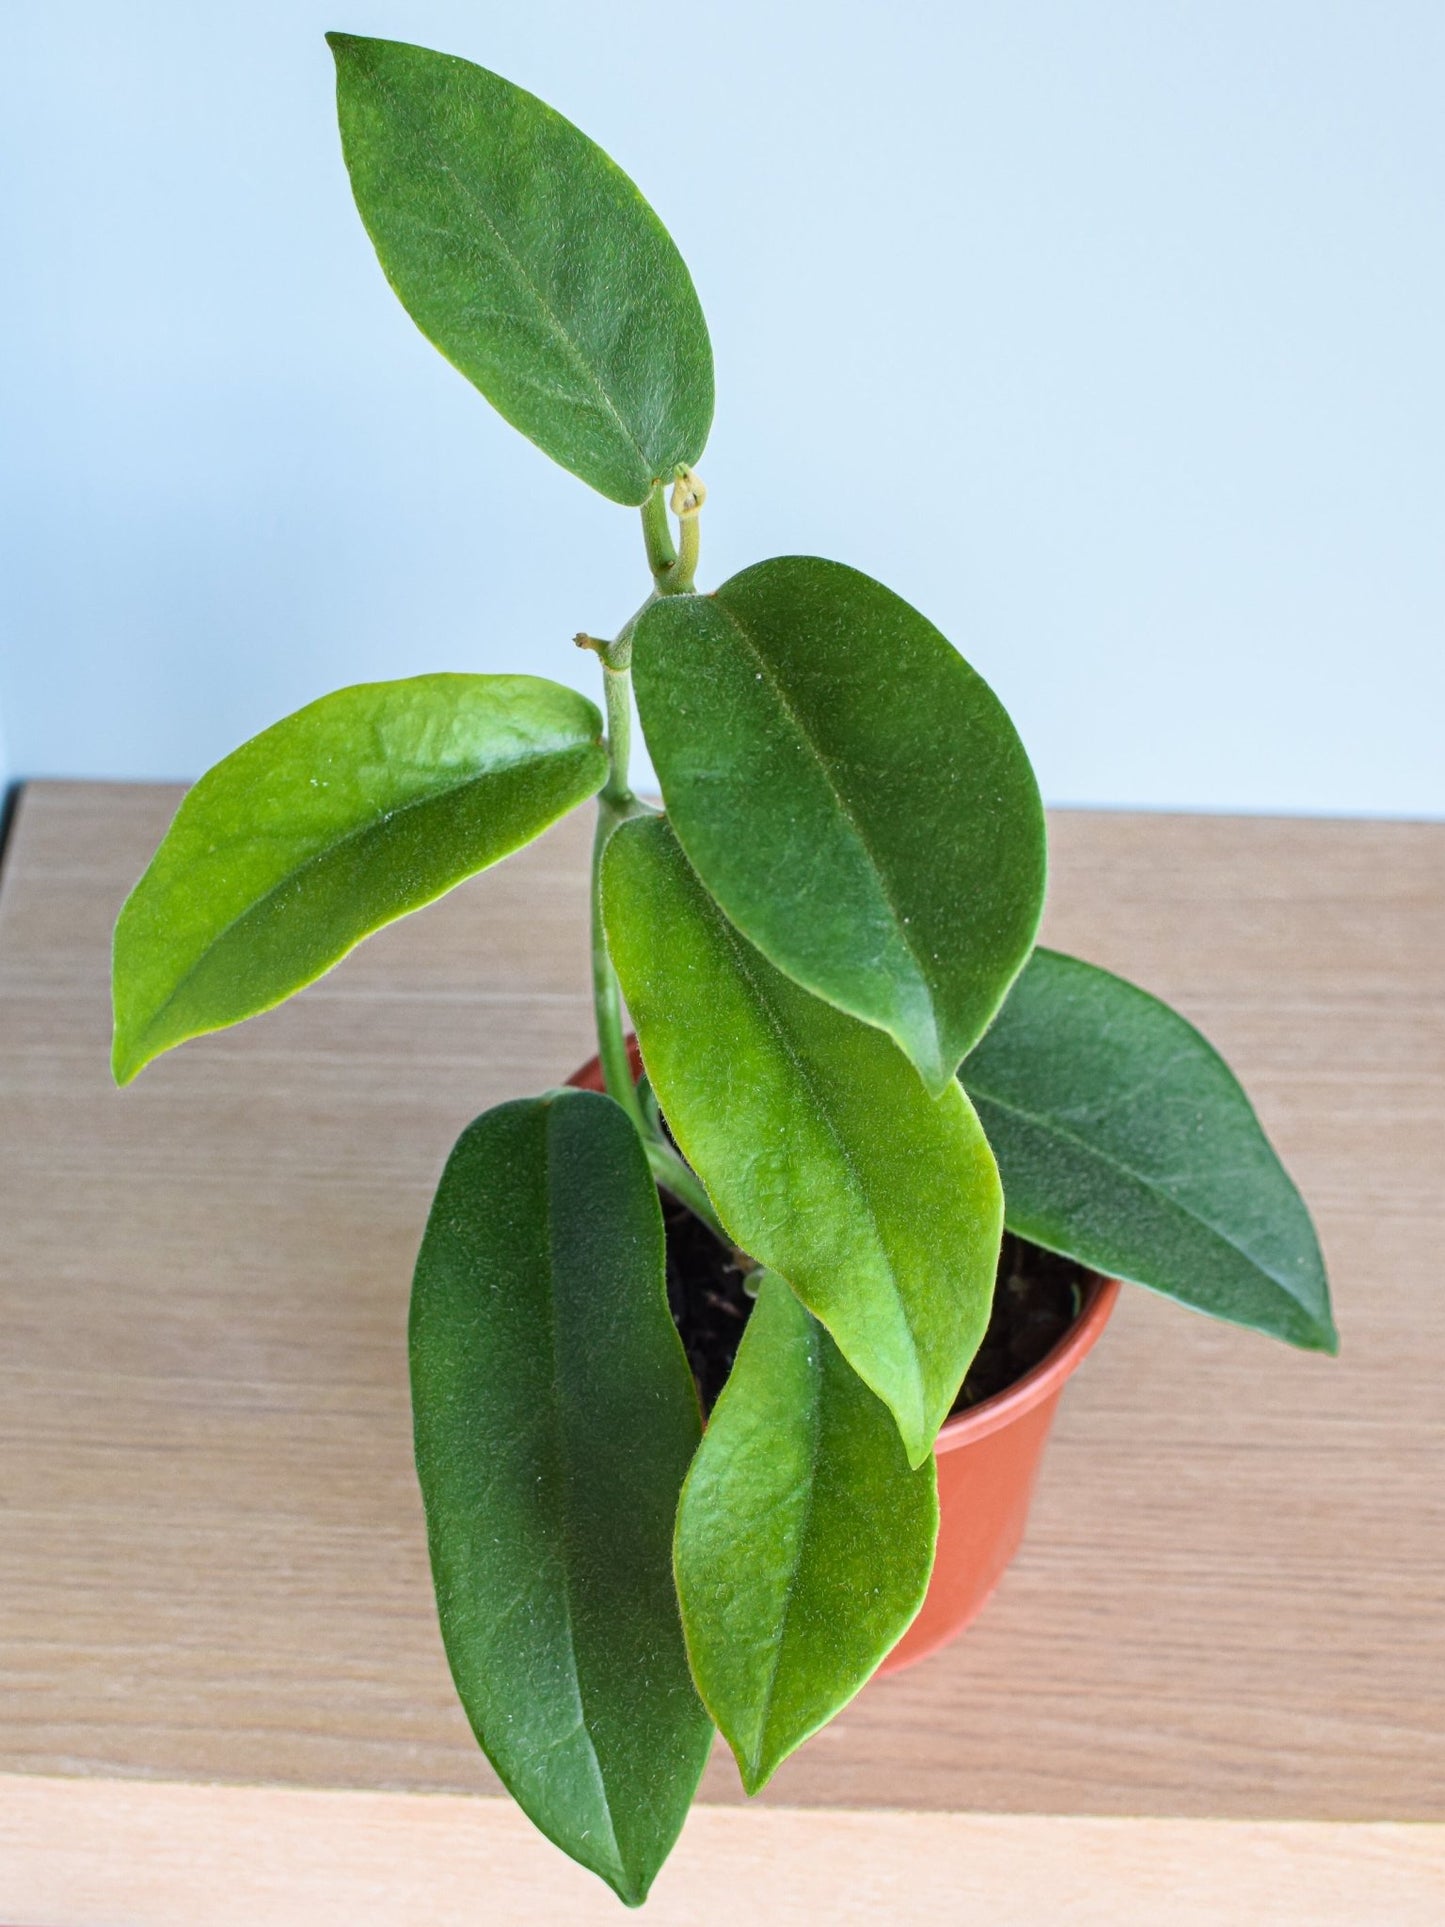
left=671, top=466, right=706, bottom=519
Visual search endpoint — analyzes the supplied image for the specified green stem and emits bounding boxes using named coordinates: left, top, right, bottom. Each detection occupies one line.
left=589, top=498, right=726, bottom=1242
left=589, top=645, right=728, bottom=1242
left=590, top=806, right=644, bottom=1122
left=674, top=509, right=700, bottom=593
left=645, top=1135, right=729, bottom=1240
left=591, top=656, right=645, bottom=1134
left=599, top=654, right=635, bottom=811
left=640, top=483, right=678, bottom=590
left=641, top=481, right=703, bottom=598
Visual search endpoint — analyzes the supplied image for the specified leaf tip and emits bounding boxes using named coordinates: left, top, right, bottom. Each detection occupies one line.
left=324, top=29, right=371, bottom=75
left=607, top=1871, right=651, bottom=1910
left=907, top=1021, right=955, bottom=1101
left=110, top=1028, right=144, bottom=1088
left=1309, top=1314, right=1341, bottom=1357
left=891, top=1386, right=936, bottom=1472
left=110, top=990, right=163, bottom=1084
left=737, top=1749, right=777, bottom=1799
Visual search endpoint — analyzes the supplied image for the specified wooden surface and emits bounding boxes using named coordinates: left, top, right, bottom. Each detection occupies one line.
left=4, top=1776, right=1443, bottom=1927
left=2, top=781, right=1443, bottom=1919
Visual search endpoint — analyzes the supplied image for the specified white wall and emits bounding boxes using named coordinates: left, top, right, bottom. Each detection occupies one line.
left=2, top=2, right=1441, bottom=815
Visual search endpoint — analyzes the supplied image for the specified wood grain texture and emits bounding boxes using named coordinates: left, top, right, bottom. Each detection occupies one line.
left=1, top=783, right=1442, bottom=1849
left=2, top=1775, right=1442, bottom=1926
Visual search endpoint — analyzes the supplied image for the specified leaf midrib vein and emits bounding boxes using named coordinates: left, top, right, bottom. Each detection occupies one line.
left=706, top=899, right=927, bottom=1416
left=132, top=738, right=597, bottom=1056
left=751, top=1325, right=823, bottom=1776
left=369, top=64, right=653, bottom=482
left=542, top=1101, right=626, bottom=1876
left=713, top=600, right=940, bottom=1062
left=967, top=1083, right=1313, bottom=1307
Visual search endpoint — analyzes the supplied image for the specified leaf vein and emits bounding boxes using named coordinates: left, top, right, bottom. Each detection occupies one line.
left=712, top=599, right=940, bottom=1066
left=366, top=63, right=654, bottom=483
left=969, top=1086, right=1316, bottom=1307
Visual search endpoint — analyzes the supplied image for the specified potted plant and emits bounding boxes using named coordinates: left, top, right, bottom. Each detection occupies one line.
left=109, top=33, right=1336, bottom=1907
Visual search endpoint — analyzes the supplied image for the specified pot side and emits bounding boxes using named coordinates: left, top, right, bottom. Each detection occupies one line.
left=565, top=1043, right=1120, bottom=1673
left=878, top=1268, right=1119, bottom=1671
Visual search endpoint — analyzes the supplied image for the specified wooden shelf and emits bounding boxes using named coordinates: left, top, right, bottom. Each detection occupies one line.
left=2, top=782, right=1442, bottom=1922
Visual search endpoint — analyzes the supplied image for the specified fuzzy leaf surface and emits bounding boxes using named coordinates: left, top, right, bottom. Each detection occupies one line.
left=112, top=674, right=605, bottom=1082
left=329, top=33, right=713, bottom=504
left=603, top=815, right=1003, bottom=1465
left=633, top=557, right=1046, bottom=1092
left=960, top=948, right=1337, bottom=1351
left=675, top=1272, right=938, bottom=1792
left=410, top=1089, right=711, bottom=1904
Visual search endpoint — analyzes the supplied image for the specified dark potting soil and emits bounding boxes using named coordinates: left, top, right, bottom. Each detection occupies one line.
left=661, top=1197, right=1092, bottom=1418
left=662, top=1196, right=757, bottom=1413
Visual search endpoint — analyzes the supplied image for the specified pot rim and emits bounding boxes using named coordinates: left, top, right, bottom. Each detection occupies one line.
left=932, top=1270, right=1121, bottom=1451
left=565, top=1040, right=1122, bottom=1458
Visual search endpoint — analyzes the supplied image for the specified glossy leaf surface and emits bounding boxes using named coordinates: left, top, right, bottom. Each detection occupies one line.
left=633, top=556, right=1046, bottom=1092
left=675, top=1272, right=938, bottom=1792
left=960, top=948, right=1337, bottom=1351
left=329, top=34, right=714, bottom=505
left=411, top=1090, right=711, bottom=1904
left=603, top=816, right=1003, bottom=1465
left=112, top=674, right=605, bottom=1083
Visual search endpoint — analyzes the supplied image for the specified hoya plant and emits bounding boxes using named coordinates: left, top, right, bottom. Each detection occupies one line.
left=110, top=34, right=1336, bottom=1907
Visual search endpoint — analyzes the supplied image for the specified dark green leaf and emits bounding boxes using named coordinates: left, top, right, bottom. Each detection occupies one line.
left=960, top=948, right=1337, bottom=1351
left=112, top=674, right=605, bottom=1083
left=632, top=556, right=1046, bottom=1093
left=603, top=815, right=1003, bottom=1465
left=329, top=34, right=714, bottom=505
left=411, top=1089, right=711, bottom=1905
left=675, top=1272, right=938, bottom=1793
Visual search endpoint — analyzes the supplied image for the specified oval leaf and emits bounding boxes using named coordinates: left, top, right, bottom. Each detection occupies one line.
left=329, top=34, right=714, bottom=506
left=675, top=1271, right=938, bottom=1793
left=960, top=948, right=1337, bottom=1351
left=603, top=815, right=1003, bottom=1465
left=633, top=556, right=1047, bottom=1093
left=411, top=1089, right=712, bottom=1905
left=112, top=674, right=606, bottom=1083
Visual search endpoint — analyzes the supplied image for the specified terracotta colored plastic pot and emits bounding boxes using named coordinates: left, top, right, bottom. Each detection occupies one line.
left=567, top=1042, right=1121, bottom=1672
left=877, top=1267, right=1119, bottom=1671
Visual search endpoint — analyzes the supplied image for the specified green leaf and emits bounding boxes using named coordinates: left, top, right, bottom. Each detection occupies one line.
left=112, top=674, right=605, bottom=1083
left=632, top=556, right=1046, bottom=1093
left=603, top=815, right=1003, bottom=1466
left=960, top=948, right=1337, bottom=1352
left=675, top=1272, right=938, bottom=1793
left=328, top=34, right=714, bottom=506
left=410, top=1089, right=712, bottom=1905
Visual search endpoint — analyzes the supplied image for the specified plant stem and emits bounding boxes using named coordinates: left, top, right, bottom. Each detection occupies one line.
left=669, top=468, right=705, bottom=593
left=644, top=1135, right=729, bottom=1240
left=674, top=509, right=701, bottom=593
left=591, top=657, right=646, bottom=1135
left=586, top=494, right=728, bottom=1238
left=588, top=633, right=729, bottom=1242
left=641, top=477, right=704, bottom=597
left=640, top=483, right=678, bottom=589
left=599, top=649, right=635, bottom=812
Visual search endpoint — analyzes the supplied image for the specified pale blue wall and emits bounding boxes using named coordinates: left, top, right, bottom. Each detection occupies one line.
left=2, top=2, right=1441, bottom=814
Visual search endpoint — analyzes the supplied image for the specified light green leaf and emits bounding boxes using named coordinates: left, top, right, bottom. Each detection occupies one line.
left=329, top=34, right=714, bottom=505
left=632, top=556, right=1046, bottom=1093
left=960, top=948, right=1337, bottom=1351
left=603, top=815, right=1003, bottom=1465
left=112, top=674, right=605, bottom=1083
left=411, top=1089, right=712, bottom=1905
left=675, top=1272, right=938, bottom=1793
